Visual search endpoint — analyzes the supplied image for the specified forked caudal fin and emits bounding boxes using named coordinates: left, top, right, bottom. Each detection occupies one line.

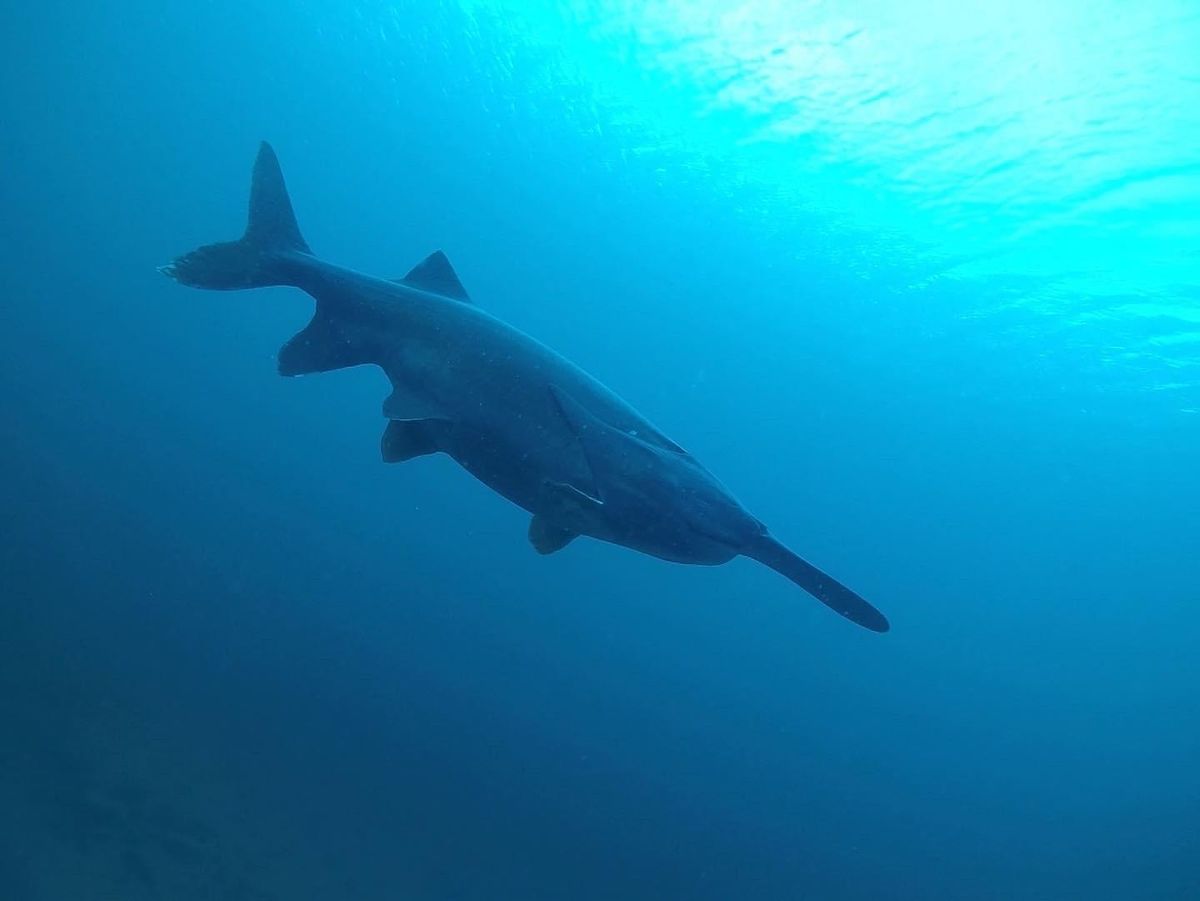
left=745, top=535, right=890, bottom=633
left=161, top=142, right=310, bottom=290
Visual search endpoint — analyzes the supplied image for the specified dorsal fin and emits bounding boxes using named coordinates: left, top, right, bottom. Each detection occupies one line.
left=394, top=250, right=471, bottom=303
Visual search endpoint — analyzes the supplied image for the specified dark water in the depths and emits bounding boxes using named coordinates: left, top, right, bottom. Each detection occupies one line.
left=2, top=2, right=1198, bottom=898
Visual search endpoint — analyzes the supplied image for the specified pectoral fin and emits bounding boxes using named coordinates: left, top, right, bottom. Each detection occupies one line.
left=528, top=516, right=577, bottom=555
left=537, top=479, right=605, bottom=535
left=544, top=480, right=603, bottom=512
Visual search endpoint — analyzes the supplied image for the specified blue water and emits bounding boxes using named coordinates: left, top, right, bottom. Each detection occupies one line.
left=2, top=1, right=1198, bottom=898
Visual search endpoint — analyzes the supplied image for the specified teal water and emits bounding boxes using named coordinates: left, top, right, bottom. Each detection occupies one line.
left=2, top=1, right=1197, bottom=898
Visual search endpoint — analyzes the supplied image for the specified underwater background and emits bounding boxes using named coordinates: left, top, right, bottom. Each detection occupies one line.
left=2, top=1, right=1198, bottom=898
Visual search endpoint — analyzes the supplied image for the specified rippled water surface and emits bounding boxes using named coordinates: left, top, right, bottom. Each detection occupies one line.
left=342, top=0, right=1200, bottom=406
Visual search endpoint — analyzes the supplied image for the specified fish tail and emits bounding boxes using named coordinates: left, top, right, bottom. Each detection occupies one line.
left=160, top=142, right=310, bottom=290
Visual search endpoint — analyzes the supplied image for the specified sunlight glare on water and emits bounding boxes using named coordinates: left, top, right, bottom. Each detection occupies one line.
left=425, top=0, right=1200, bottom=407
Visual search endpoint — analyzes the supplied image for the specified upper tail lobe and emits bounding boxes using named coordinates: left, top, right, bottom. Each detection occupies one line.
left=161, top=142, right=310, bottom=290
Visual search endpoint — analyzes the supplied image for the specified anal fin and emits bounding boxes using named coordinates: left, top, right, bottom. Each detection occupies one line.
left=529, top=515, right=577, bottom=555
left=279, top=306, right=366, bottom=377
